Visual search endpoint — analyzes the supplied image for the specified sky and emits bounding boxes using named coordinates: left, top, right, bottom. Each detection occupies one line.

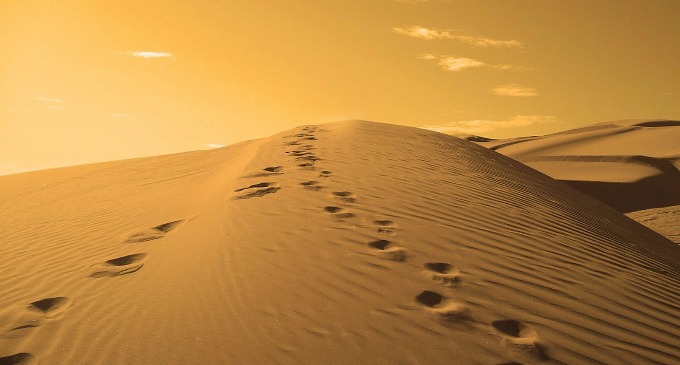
left=1, top=0, right=679, bottom=175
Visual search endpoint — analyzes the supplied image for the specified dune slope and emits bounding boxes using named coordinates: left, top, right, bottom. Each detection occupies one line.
left=0, top=121, right=678, bottom=365
left=479, top=119, right=680, bottom=213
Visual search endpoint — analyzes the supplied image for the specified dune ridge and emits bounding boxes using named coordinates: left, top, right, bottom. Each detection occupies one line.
left=476, top=119, right=680, bottom=215
left=0, top=121, right=678, bottom=364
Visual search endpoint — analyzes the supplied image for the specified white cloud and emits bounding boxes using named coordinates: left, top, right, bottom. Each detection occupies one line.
left=205, top=144, right=226, bottom=149
left=423, top=115, right=558, bottom=134
left=35, top=97, right=61, bottom=103
left=438, top=57, right=485, bottom=71
left=420, top=54, right=524, bottom=73
left=419, top=53, right=437, bottom=60
left=393, top=26, right=523, bottom=48
left=121, top=51, right=173, bottom=59
left=491, top=84, right=538, bottom=97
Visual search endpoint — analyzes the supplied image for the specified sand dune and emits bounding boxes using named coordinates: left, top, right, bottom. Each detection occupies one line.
left=475, top=120, right=680, bottom=227
left=1, top=121, right=678, bottom=364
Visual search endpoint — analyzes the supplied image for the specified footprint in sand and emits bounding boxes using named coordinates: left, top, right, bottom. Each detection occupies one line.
left=294, top=133, right=315, bottom=138
left=286, top=150, right=313, bottom=157
left=27, top=297, right=72, bottom=319
left=296, top=155, right=320, bottom=163
left=424, top=262, right=461, bottom=286
left=244, top=166, right=283, bottom=178
left=298, top=162, right=316, bottom=169
left=373, top=220, right=398, bottom=235
left=125, top=220, right=183, bottom=243
left=300, top=181, right=324, bottom=190
left=1, top=297, right=73, bottom=339
left=331, top=191, right=356, bottom=203
left=319, top=170, right=333, bottom=178
left=415, top=290, right=469, bottom=323
left=491, top=320, right=548, bottom=361
left=367, top=239, right=407, bottom=262
left=233, top=182, right=281, bottom=200
left=0, top=353, right=34, bottom=365
left=323, top=206, right=355, bottom=219
left=90, top=253, right=147, bottom=278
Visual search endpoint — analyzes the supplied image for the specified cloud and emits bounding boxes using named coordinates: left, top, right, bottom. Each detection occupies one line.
left=420, top=54, right=522, bottom=73
left=418, top=53, right=438, bottom=60
left=491, top=84, right=538, bottom=97
left=205, top=144, right=226, bottom=149
left=423, top=115, right=558, bottom=134
left=35, top=97, right=61, bottom=103
left=437, top=57, right=485, bottom=71
left=393, top=26, right=522, bottom=48
left=121, top=51, right=173, bottom=59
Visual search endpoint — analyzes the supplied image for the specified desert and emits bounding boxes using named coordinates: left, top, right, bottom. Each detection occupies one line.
left=1, top=121, right=678, bottom=364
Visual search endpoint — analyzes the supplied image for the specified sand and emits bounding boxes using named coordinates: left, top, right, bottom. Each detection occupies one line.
left=474, top=119, right=680, bottom=243
left=0, top=121, right=678, bottom=364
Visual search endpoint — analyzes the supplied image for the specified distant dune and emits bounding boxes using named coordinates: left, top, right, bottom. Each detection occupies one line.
left=0, top=121, right=678, bottom=364
left=473, top=119, right=680, bottom=243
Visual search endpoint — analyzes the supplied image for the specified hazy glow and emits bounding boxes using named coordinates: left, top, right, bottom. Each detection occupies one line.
left=492, top=85, right=538, bottom=97
left=1, top=1, right=678, bottom=175
left=393, top=26, right=523, bottom=48
left=205, top=144, right=226, bottom=149
left=425, top=115, right=558, bottom=134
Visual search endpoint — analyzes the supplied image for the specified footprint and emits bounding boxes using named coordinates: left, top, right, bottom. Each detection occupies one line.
left=233, top=182, right=281, bottom=200
left=125, top=220, right=183, bottom=243
left=284, top=140, right=301, bottom=146
left=90, top=253, right=147, bottom=278
left=298, top=163, right=316, bottom=169
left=300, top=181, right=323, bottom=190
left=294, top=133, right=314, bottom=138
left=367, top=240, right=407, bottom=262
left=319, top=170, right=333, bottom=178
left=235, top=182, right=275, bottom=192
left=424, top=262, right=461, bottom=286
left=286, top=150, right=312, bottom=156
left=0, top=353, right=34, bottom=365
left=415, top=290, right=469, bottom=323
left=323, top=206, right=355, bottom=219
left=2, top=298, right=73, bottom=339
left=374, top=220, right=398, bottom=235
left=28, top=297, right=72, bottom=318
left=244, top=166, right=283, bottom=178
left=296, top=155, right=320, bottom=162
left=299, top=145, right=315, bottom=151
left=331, top=191, right=356, bottom=203
left=491, top=320, right=548, bottom=361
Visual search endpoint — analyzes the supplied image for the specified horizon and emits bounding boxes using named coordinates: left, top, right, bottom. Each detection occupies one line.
left=2, top=1, right=679, bottom=176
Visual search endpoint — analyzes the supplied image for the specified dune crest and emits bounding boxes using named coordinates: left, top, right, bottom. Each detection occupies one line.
left=0, top=121, right=678, bottom=364
left=475, top=119, right=680, bottom=241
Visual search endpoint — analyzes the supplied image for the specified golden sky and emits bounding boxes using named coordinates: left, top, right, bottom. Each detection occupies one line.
left=1, top=0, right=679, bottom=175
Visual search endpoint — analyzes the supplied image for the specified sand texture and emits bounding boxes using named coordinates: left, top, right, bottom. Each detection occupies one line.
left=1, top=121, right=678, bottom=364
left=477, top=119, right=680, bottom=214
